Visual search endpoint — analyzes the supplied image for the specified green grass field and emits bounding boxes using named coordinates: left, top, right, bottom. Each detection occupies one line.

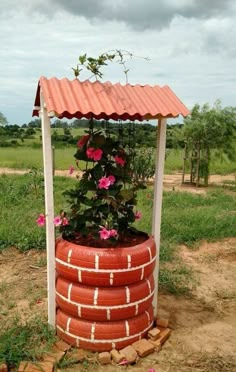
left=1, top=174, right=235, bottom=294
left=1, top=145, right=236, bottom=174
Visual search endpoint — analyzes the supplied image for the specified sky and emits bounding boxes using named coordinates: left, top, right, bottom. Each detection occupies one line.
left=0, top=0, right=235, bottom=125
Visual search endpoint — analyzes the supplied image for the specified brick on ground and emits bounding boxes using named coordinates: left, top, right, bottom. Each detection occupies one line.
left=66, top=348, right=87, bottom=362
left=0, top=364, right=7, bottom=372
left=156, top=318, right=169, bottom=328
left=42, top=350, right=65, bottom=364
left=53, top=340, right=71, bottom=352
left=158, top=328, right=171, bottom=345
left=148, top=327, right=161, bottom=340
left=132, top=339, right=155, bottom=357
left=148, top=339, right=162, bottom=352
left=18, top=361, right=53, bottom=372
left=120, top=345, right=138, bottom=364
left=110, top=349, right=126, bottom=364
left=98, top=352, right=112, bottom=365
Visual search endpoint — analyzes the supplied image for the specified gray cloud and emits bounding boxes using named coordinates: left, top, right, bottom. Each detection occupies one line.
left=51, top=0, right=233, bottom=29
left=0, top=0, right=233, bottom=29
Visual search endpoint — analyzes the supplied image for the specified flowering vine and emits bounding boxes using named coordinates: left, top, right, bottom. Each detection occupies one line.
left=37, top=123, right=143, bottom=247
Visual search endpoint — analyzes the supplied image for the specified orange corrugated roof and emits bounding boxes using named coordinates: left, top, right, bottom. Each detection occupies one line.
left=33, top=76, right=189, bottom=120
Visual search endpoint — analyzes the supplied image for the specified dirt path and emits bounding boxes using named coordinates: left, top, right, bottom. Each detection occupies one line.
left=1, top=238, right=235, bottom=371
left=0, top=167, right=235, bottom=194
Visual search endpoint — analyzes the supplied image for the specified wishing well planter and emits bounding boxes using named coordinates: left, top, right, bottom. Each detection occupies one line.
left=55, top=235, right=156, bottom=351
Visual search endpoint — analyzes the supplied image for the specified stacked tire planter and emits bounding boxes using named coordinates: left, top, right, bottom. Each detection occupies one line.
left=55, top=235, right=156, bottom=352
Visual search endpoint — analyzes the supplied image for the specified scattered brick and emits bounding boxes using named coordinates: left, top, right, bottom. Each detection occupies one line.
left=53, top=340, right=71, bottom=352
left=156, top=318, right=169, bottom=328
left=66, top=349, right=87, bottom=363
left=43, top=350, right=65, bottom=364
left=0, top=363, right=7, bottom=372
left=110, top=349, right=126, bottom=364
left=120, top=345, right=138, bottom=364
left=148, top=339, right=162, bottom=352
left=18, top=361, right=53, bottom=372
left=158, top=328, right=171, bottom=345
left=98, top=352, right=111, bottom=365
left=132, top=339, right=155, bottom=357
left=148, top=327, right=161, bottom=340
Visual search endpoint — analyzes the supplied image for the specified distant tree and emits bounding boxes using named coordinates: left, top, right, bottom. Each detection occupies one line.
left=182, top=101, right=236, bottom=186
left=28, top=118, right=41, bottom=128
left=0, top=112, right=8, bottom=126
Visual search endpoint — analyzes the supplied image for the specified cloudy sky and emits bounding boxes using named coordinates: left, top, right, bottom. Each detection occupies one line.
left=0, top=0, right=235, bottom=125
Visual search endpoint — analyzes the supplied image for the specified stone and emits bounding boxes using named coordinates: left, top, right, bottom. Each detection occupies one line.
left=18, top=361, right=53, bottom=372
left=132, top=339, right=155, bottom=357
left=148, top=327, right=161, bottom=340
left=148, top=339, right=162, bottom=352
left=158, top=328, right=171, bottom=344
left=110, top=349, right=126, bottom=364
left=120, top=345, right=138, bottom=364
left=0, top=363, right=7, bottom=372
left=156, top=318, right=169, bottom=328
left=98, top=352, right=112, bottom=365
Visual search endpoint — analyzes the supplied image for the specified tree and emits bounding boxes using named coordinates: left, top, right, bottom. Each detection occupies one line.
left=0, top=112, right=8, bottom=126
left=182, top=101, right=236, bottom=186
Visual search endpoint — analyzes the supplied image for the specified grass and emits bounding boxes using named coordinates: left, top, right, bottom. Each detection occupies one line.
left=0, top=316, right=56, bottom=369
left=1, top=173, right=235, bottom=294
left=1, top=145, right=236, bottom=174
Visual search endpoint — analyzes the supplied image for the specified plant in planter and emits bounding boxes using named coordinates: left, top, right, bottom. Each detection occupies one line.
left=53, top=121, right=156, bottom=351
left=60, top=120, right=146, bottom=248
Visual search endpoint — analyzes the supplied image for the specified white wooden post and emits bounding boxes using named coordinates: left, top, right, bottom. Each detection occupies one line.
left=152, top=118, right=167, bottom=318
left=40, top=91, right=56, bottom=327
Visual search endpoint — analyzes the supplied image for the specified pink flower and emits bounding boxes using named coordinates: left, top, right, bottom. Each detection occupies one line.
left=68, top=165, right=74, bottom=175
left=86, top=147, right=103, bottom=161
left=135, top=211, right=142, bottom=220
left=148, top=369, right=156, bottom=372
left=36, top=214, right=45, bottom=226
left=109, top=229, right=118, bottom=237
left=99, top=227, right=110, bottom=240
left=77, top=134, right=89, bottom=148
left=108, top=175, right=116, bottom=185
left=93, top=148, right=103, bottom=161
left=86, top=147, right=95, bottom=159
left=62, top=217, right=69, bottom=226
left=98, top=176, right=111, bottom=190
left=53, top=216, right=62, bottom=226
left=114, top=155, right=126, bottom=167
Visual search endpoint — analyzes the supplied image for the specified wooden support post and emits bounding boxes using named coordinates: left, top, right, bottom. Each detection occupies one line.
left=152, top=118, right=167, bottom=318
left=182, top=143, right=187, bottom=184
left=40, top=91, right=56, bottom=327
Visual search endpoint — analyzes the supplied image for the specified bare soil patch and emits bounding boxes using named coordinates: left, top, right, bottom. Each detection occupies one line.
left=1, top=167, right=235, bottom=195
left=1, top=238, right=236, bottom=371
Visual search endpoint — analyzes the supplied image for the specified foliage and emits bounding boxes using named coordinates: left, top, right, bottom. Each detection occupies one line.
left=132, top=147, right=156, bottom=183
left=0, top=111, right=8, bottom=126
left=60, top=122, right=144, bottom=246
left=182, top=101, right=236, bottom=185
left=72, top=49, right=149, bottom=83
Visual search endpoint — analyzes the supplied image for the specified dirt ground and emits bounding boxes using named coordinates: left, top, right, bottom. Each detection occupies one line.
left=0, top=167, right=235, bottom=194
left=0, top=237, right=236, bottom=371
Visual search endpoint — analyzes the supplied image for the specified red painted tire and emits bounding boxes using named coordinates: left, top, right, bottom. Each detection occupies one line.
left=56, top=274, right=154, bottom=321
left=56, top=236, right=156, bottom=286
left=56, top=305, right=154, bottom=352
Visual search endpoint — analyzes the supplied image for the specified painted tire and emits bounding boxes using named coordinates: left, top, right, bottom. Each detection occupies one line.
left=56, top=274, right=154, bottom=321
left=56, top=236, right=156, bottom=286
left=56, top=305, right=154, bottom=352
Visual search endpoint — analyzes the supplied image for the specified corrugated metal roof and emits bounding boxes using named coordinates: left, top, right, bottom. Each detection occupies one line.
left=33, top=76, right=189, bottom=121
